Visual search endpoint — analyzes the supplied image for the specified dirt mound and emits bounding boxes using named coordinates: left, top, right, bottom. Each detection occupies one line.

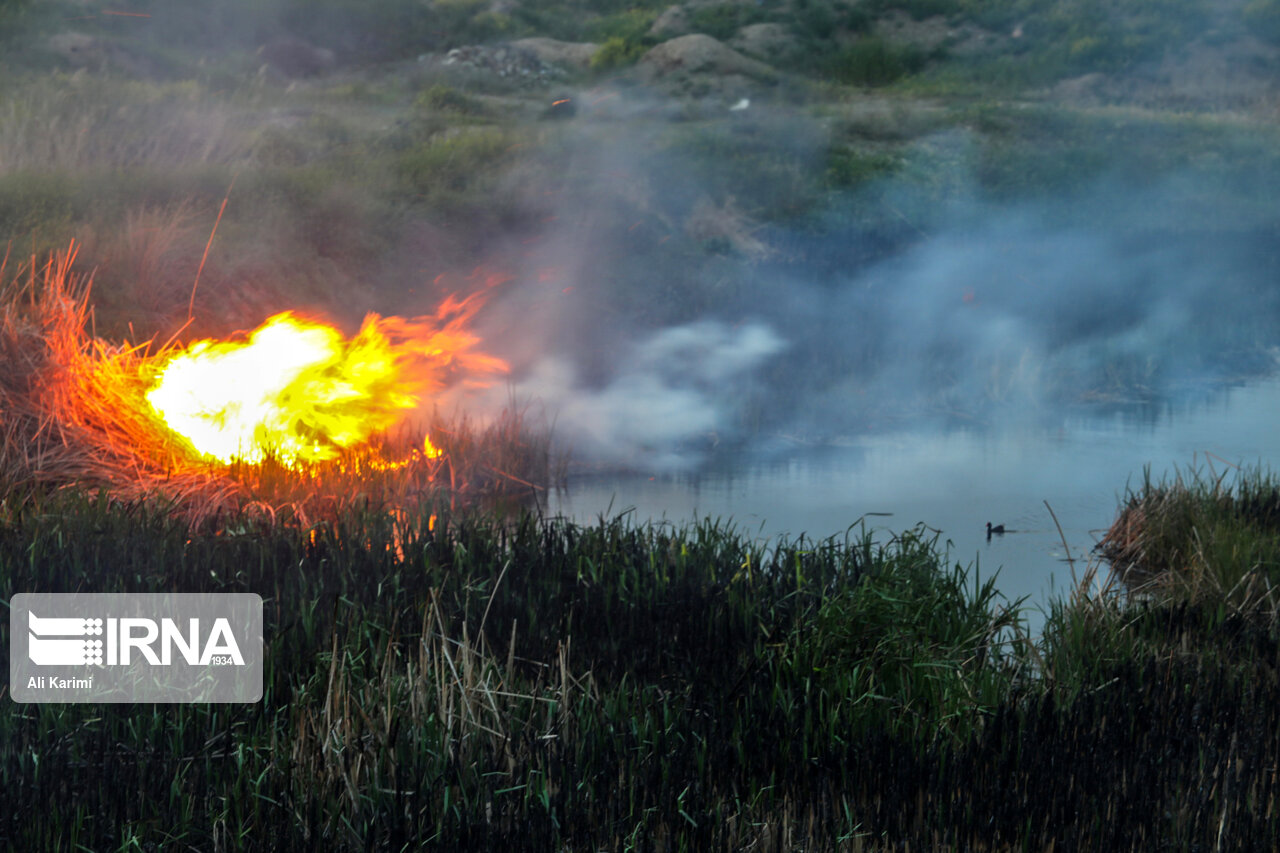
left=638, top=34, right=776, bottom=81
left=649, top=5, right=692, bottom=39
left=730, top=23, right=800, bottom=63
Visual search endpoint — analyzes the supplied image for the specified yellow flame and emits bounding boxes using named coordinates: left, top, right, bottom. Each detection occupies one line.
left=144, top=293, right=507, bottom=465
left=145, top=273, right=508, bottom=465
left=145, top=313, right=418, bottom=464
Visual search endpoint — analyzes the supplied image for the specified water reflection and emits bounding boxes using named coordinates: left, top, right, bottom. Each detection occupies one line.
left=551, top=377, right=1280, bottom=628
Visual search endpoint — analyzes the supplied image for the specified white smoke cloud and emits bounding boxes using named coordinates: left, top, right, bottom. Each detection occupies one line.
left=513, top=321, right=785, bottom=469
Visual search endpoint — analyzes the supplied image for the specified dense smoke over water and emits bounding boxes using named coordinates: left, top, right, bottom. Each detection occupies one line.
left=460, top=100, right=1280, bottom=470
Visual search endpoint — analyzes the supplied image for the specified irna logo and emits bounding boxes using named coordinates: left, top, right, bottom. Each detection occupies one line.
left=27, top=611, right=246, bottom=667
left=11, top=593, right=262, bottom=704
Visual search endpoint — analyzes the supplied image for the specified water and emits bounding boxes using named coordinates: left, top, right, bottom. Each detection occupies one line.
left=550, top=378, right=1280, bottom=624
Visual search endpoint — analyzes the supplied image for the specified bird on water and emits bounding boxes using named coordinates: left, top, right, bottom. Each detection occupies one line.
left=986, top=522, right=1005, bottom=539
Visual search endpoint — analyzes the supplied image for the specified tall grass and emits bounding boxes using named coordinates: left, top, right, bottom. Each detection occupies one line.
left=3, top=495, right=1279, bottom=848
left=1099, top=462, right=1280, bottom=616
left=0, top=503, right=1028, bottom=849
left=0, top=76, right=252, bottom=173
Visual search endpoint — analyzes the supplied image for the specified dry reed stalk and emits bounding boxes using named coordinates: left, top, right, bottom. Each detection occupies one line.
left=0, top=243, right=240, bottom=515
left=1098, top=501, right=1150, bottom=580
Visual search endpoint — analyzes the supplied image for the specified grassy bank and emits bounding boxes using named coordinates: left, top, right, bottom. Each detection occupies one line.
left=1100, top=462, right=1280, bottom=613
left=1, top=493, right=1278, bottom=849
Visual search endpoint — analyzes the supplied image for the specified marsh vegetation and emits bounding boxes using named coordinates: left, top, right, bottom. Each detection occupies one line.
left=4, top=0, right=1280, bottom=847
left=2, top=494, right=1279, bottom=848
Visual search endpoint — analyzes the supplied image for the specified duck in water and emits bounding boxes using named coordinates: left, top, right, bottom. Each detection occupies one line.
left=986, top=522, right=1005, bottom=539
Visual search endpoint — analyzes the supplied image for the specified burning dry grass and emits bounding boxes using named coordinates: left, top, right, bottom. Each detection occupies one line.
left=0, top=243, right=554, bottom=525
left=0, top=241, right=237, bottom=511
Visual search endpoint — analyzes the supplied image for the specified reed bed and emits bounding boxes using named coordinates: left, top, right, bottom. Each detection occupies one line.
left=2, top=496, right=1278, bottom=849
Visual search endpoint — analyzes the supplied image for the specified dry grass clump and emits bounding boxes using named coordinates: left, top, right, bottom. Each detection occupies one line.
left=0, top=241, right=240, bottom=514
left=0, top=243, right=556, bottom=525
left=0, top=76, right=251, bottom=172
left=1098, top=462, right=1280, bottom=620
left=289, top=596, right=589, bottom=845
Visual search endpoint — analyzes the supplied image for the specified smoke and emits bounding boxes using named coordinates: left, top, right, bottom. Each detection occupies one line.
left=514, top=321, right=784, bottom=469
left=25, top=0, right=1276, bottom=474
left=460, top=95, right=1280, bottom=470
left=781, top=181, right=1278, bottom=435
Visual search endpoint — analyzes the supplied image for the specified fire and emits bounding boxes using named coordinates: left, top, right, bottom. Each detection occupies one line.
left=144, top=284, right=508, bottom=465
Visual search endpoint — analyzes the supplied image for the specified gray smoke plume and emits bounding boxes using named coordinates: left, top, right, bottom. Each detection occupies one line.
left=447, top=102, right=1280, bottom=469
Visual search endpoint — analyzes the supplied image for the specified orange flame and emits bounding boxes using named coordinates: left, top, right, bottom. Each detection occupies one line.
left=144, top=284, right=507, bottom=465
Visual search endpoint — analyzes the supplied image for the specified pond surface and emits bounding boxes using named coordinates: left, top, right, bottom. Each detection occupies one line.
left=549, top=377, right=1280, bottom=627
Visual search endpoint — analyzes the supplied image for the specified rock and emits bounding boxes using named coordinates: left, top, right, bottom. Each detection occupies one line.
left=730, top=23, right=799, bottom=63
left=638, top=34, right=775, bottom=82
left=257, top=36, right=336, bottom=79
left=510, top=37, right=599, bottom=69
left=438, top=43, right=563, bottom=83
left=649, top=5, right=692, bottom=39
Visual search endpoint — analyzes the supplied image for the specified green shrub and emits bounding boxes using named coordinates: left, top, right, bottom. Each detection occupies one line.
left=415, top=84, right=486, bottom=116
left=793, top=0, right=839, bottom=39
left=583, top=7, right=657, bottom=43
left=395, top=128, right=514, bottom=201
left=688, top=3, right=768, bottom=40
left=828, top=36, right=929, bottom=86
left=590, top=35, right=647, bottom=71
left=825, top=147, right=899, bottom=188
